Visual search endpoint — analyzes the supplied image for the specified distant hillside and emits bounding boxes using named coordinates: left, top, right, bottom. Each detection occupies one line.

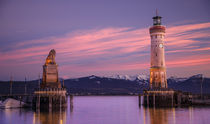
left=0, top=74, right=209, bottom=95
left=0, top=80, right=39, bottom=95
left=168, top=74, right=210, bottom=94
left=64, top=75, right=147, bottom=95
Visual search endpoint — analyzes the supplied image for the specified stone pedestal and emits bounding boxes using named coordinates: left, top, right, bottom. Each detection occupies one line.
left=42, top=64, right=61, bottom=89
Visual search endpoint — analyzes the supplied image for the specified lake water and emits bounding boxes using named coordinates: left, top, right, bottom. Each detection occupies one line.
left=0, top=96, right=210, bottom=124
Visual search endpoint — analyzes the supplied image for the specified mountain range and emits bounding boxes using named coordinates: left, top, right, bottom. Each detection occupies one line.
left=0, top=74, right=209, bottom=95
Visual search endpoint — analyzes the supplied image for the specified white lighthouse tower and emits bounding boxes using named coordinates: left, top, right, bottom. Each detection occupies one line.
left=149, top=12, right=167, bottom=89
left=142, top=12, right=182, bottom=107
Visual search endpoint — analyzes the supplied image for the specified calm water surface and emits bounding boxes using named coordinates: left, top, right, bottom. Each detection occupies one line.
left=0, top=96, right=209, bottom=124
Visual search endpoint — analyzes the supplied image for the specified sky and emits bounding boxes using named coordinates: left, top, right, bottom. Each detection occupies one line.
left=0, top=0, right=210, bottom=81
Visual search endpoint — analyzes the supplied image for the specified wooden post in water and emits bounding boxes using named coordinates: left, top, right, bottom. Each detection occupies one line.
left=153, top=94, right=155, bottom=107
left=171, top=94, right=174, bottom=107
left=36, top=93, right=40, bottom=110
left=138, top=95, right=141, bottom=107
left=49, top=96, right=52, bottom=111
left=60, top=96, right=62, bottom=109
left=70, top=95, right=73, bottom=112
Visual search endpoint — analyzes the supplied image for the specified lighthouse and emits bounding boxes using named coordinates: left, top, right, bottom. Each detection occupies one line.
left=149, top=12, right=167, bottom=89
left=141, top=13, right=179, bottom=107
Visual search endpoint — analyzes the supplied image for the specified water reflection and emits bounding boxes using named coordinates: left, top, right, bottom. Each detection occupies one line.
left=1, top=108, right=34, bottom=124
left=142, top=107, right=177, bottom=124
left=149, top=108, right=169, bottom=124
left=172, top=108, right=176, bottom=124
left=33, top=109, right=66, bottom=124
left=189, top=107, right=193, bottom=124
left=142, top=106, right=198, bottom=124
left=32, top=96, right=74, bottom=124
left=1, top=96, right=210, bottom=124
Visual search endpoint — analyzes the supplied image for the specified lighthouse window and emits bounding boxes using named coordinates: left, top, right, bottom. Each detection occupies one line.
left=156, top=53, right=157, bottom=56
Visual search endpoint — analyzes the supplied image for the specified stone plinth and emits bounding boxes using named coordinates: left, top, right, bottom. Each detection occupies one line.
left=41, top=49, right=61, bottom=89
left=42, top=64, right=61, bottom=88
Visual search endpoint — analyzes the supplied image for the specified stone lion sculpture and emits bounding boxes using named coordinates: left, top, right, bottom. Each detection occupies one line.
left=45, top=49, right=56, bottom=64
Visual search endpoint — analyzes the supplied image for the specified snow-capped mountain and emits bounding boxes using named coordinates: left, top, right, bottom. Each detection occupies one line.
left=106, top=74, right=149, bottom=81
left=189, top=74, right=204, bottom=79
left=167, top=76, right=188, bottom=83
left=89, top=75, right=97, bottom=79
left=0, top=74, right=209, bottom=95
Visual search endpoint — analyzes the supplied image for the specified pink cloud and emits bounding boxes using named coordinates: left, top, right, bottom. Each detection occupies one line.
left=167, top=57, right=210, bottom=68
left=166, top=47, right=210, bottom=54
left=1, top=21, right=210, bottom=78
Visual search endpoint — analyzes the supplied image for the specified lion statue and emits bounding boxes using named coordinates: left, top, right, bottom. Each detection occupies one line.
left=45, top=49, right=56, bottom=64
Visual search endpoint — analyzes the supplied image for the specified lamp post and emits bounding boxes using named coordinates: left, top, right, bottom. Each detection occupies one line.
left=201, top=74, right=204, bottom=99
left=38, top=74, right=40, bottom=90
left=24, top=77, right=27, bottom=95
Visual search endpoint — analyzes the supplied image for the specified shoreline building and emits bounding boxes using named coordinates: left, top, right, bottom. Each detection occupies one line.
left=33, top=49, right=67, bottom=111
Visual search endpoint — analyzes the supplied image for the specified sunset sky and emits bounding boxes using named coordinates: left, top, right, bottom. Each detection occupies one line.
left=0, top=0, right=210, bottom=80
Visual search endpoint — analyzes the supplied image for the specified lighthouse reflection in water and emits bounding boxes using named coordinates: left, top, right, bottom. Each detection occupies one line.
left=0, top=96, right=209, bottom=124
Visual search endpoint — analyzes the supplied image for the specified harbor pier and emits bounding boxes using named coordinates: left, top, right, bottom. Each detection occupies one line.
left=143, top=89, right=181, bottom=107
left=33, top=88, right=67, bottom=110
